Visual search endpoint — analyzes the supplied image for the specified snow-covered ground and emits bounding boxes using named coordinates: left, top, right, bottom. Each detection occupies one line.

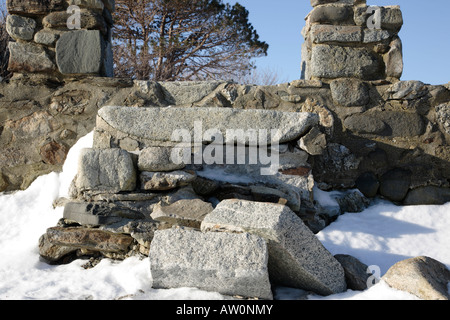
left=0, top=132, right=448, bottom=300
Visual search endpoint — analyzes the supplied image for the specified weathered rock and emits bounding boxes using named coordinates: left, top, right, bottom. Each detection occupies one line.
left=67, top=0, right=104, bottom=10
left=46, top=227, right=134, bottom=255
left=298, top=126, right=327, bottom=156
left=140, top=171, right=196, bottom=191
left=158, top=81, right=225, bottom=105
left=330, top=78, right=370, bottom=107
left=6, top=15, right=36, bottom=41
left=56, top=30, right=106, bottom=75
left=344, top=113, right=386, bottom=134
left=403, top=186, right=450, bottom=206
left=383, top=256, right=450, bottom=300
left=380, top=6, right=403, bottom=32
left=310, top=4, right=353, bottom=25
left=39, top=233, right=77, bottom=263
left=34, top=29, right=63, bottom=46
left=96, top=106, right=319, bottom=146
left=76, top=148, right=137, bottom=193
left=379, top=168, right=411, bottom=202
left=356, top=172, right=379, bottom=197
left=362, top=29, right=391, bottom=43
left=8, top=42, right=56, bottom=73
left=310, top=45, right=382, bottom=80
left=63, top=202, right=145, bottom=226
left=385, top=80, right=428, bottom=100
left=138, top=147, right=186, bottom=172
left=7, top=0, right=64, bottom=15
left=40, top=141, right=68, bottom=166
left=310, top=25, right=362, bottom=44
left=149, top=227, right=273, bottom=300
left=43, top=9, right=107, bottom=33
left=334, top=254, right=370, bottom=291
left=436, top=103, right=450, bottom=135
left=201, top=199, right=347, bottom=295
left=150, top=199, right=213, bottom=229
left=384, top=37, right=403, bottom=79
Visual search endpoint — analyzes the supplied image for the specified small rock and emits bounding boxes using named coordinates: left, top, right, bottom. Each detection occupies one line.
left=6, top=14, right=36, bottom=41
left=334, top=254, right=371, bottom=291
left=379, top=168, right=411, bottom=202
left=140, top=171, right=196, bottom=191
left=356, top=172, right=380, bottom=198
left=138, top=147, right=186, bottom=172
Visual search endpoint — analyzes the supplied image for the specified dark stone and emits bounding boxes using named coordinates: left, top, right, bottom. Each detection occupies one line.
left=7, top=0, right=64, bottom=15
left=335, top=254, right=371, bottom=291
left=404, top=186, right=450, bottom=206
left=356, top=172, right=380, bottom=198
left=379, top=168, right=412, bottom=202
left=310, top=5, right=353, bottom=24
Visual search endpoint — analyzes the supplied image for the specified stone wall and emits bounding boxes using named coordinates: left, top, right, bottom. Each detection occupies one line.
left=6, top=0, right=113, bottom=78
left=301, top=0, right=403, bottom=82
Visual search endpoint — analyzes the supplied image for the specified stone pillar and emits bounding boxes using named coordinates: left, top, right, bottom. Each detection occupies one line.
left=301, top=0, right=403, bottom=82
left=6, top=0, right=114, bottom=78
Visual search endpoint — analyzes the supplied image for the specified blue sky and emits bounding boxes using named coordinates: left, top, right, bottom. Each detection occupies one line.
left=233, top=0, right=450, bottom=85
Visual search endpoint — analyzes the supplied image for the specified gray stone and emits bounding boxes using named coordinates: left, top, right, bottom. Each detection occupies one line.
left=403, top=186, right=450, bottom=206
left=310, top=25, right=362, bottom=44
left=379, top=168, right=411, bottom=202
left=330, top=78, right=370, bottom=106
left=385, top=80, right=428, bottom=100
left=201, top=200, right=347, bottom=295
left=383, top=256, right=450, bottom=300
left=63, top=202, right=145, bottom=226
left=436, top=103, right=450, bottom=135
left=298, top=126, right=327, bottom=156
left=310, top=45, right=382, bottom=80
left=310, top=5, right=353, bottom=25
left=43, top=9, right=106, bottom=33
left=56, top=30, right=105, bottom=75
left=149, top=227, right=273, bottom=300
left=138, top=147, right=186, bottom=172
left=97, top=106, right=319, bottom=146
left=7, top=0, right=64, bottom=15
left=34, top=29, right=63, bottom=46
left=311, top=0, right=364, bottom=7
left=140, top=171, right=196, bottom=191
left=344, top=113, right=386, bottom=134
left=7, top=42, right=56, bottom=73
left=362, top=29, right=391, bottom=43
left=76, top=148, right=137, bottom=193
left=378, top=111, right=425, bottom=137
left=334, top=254, right=371, bottom=291
left=6, top=15, right=36, bottom=41
left=158, top=81, right=224, bottom=105
left=67, top=0, right=104, bottom=10
left=150, top=199, right=213, bottom=229
left=384, top=37, right=403, bottom=79
left=380, top=6, right=403, bottom=32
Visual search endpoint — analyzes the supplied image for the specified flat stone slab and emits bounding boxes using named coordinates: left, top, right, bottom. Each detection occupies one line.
left=97, top=106, right=318, bottom=146
left=149, top=227, right=273, bottom=300
left=201, top=199, right=347, bottom=296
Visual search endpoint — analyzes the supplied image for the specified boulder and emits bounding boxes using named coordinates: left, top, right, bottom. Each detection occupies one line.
left=201, top=199, right=347, bottom=296
left=403, top=186, right=450, bottom=206
left=383, top=256, right=450, bottom=300
left=75, top=148, right=137, bottom=193
left=149, top=227, right=273, bottom=300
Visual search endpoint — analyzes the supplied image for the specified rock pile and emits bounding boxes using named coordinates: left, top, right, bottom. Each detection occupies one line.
left=6, top=0, right=113, bottom=78
left=302, top=0, right=403, bottom=82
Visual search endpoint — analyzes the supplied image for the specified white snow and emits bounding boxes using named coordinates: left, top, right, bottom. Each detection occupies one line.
left=0, top=132, right=449, bottom=300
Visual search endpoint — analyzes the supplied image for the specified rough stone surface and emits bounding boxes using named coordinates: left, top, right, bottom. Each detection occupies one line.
left=383, top=256, right=450, bottom=300
left=7, top=0, right=64, bottom=15
left=56, top=30, right=105, bottom=75
left=379, top=168, right=411, bottom=202
left=138, top=147, right=186, bottom=172
left=298, top=126, right=327, bottom=156
left=310, top=25, right=362, bottom=44
left=6, top=15, right=36, bottom=41
left=150, top=199, right=213, bottom=229
left=334, top=254, right=370, bottom=291
left=140, top=171, right=196, bottom=191
left=201, top=199, right=347, bottom=295
left=149, top=227, right=273, bottom=300
left=310, top=45, right=382, bottom=80
left=8, top=42, right=55, bottom=73
left=310, top=5, right=353, bottom=25
left=97, top=106, right=319, bottom=146
left=76, top=148, right=137, bottom=193
left=385, top=81, right=428, bottom=100
left=403, top=186, right=450, bottom=206
left=436, top=103, right=450, bottom=135
left=330, top=78, right=370, bottom=107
